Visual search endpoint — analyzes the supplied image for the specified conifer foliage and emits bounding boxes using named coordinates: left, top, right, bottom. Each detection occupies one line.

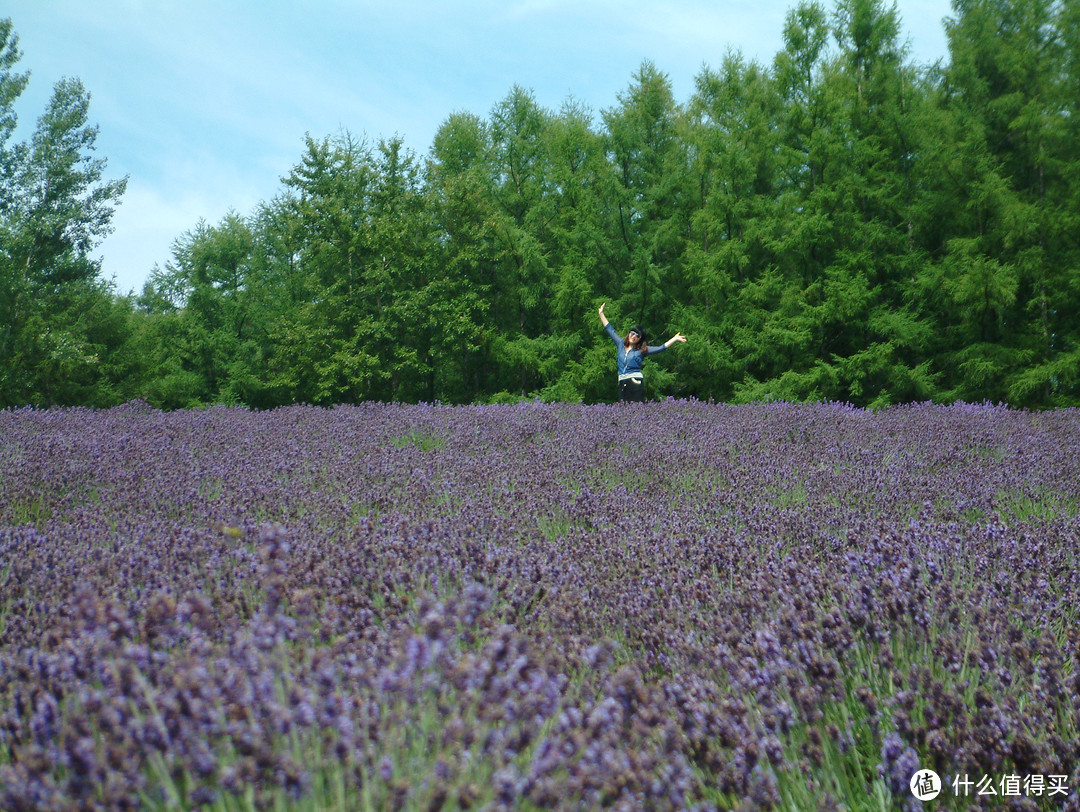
left=3, top=1, right=1079, bottom=408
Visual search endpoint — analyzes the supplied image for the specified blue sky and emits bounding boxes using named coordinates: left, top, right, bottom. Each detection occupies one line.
left=8, top=1, right=953, bottom=295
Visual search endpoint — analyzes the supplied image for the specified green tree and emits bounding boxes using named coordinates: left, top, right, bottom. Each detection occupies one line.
left=730, top=0, right=939, bottom=406
left=730, top=1, right=840, bottom=401
left=539, top=99, right=624, bottom=402
left=0, top=19, right=28, bottom=199
left=602, top=61, right=689, bottom=331
left=425, top=111, right=498, bottom=401
left=238, top=133, right=451, bottom=405
left=487, top=85, right=556, bottom=398
left=0, top=19, right=32, bottom=402
left=134, top=213, right=257, bottom=407
left=0, top=19, right=127, bottom=406
left=827, top=0, right=940, bottom=406
left=275, top=133, right=383, bottom=404
left=924, top=0, right=1076, bottom=405
left=681, top=52, right=781, bottom=401
left=366, top=137, right=440, bottom=402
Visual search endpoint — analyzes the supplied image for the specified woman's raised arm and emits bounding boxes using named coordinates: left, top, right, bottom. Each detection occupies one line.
left=663, top=332, right=687, bottom=348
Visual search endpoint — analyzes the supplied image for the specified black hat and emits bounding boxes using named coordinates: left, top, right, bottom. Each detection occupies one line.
left=629, top=325, right=645, bottom=340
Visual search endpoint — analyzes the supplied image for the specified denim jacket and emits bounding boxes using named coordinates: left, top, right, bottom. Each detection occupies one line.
left=605, top=323, right=666, bottom=378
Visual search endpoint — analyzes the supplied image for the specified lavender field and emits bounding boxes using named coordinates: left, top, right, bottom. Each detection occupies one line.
left=1, top=400, right=1078, bottom=811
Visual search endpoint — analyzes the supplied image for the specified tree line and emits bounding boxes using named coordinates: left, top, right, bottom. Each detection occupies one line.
left=3, top=0, right=1079, bottom=410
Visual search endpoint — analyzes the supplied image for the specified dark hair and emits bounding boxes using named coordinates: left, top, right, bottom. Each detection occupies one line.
left=623, top=327, right=648, bottom=355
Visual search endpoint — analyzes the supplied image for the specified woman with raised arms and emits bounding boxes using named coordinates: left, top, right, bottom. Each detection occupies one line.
left=598, top=302, right=686, bottom=403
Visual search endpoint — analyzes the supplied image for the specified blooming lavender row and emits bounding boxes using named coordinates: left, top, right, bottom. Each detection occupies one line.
left=1, top=400, right=1078, bottom=810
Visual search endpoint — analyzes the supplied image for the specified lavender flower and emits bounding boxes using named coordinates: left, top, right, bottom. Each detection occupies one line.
left=0, top=401, right=1077, bottom=809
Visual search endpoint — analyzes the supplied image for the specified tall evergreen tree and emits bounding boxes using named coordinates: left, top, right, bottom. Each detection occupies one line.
left=539, top=99, right=623, bottom=402
left=828, top=0, right=939, bottom=405
left=926, top=0, right=1075, bottom=404
left=730, top=1, right=840, bottom=402
left=603, top=61, right=688, bottom=330
left=367, top=137, right=440, bottom=402
left=681, top=53, right=780, bottom=401
left=488, top=85, right=555, bottom=397
left=426, top=111, right=498, bottom=401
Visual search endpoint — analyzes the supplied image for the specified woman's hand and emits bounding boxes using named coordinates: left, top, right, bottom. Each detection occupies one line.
left=598, top=303, right=609, bottom=326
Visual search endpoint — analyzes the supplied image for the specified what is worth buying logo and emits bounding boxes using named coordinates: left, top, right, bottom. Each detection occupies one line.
left=911, top=769, right=942, bottom=801
left=910, top=768, right=1070, bottom=800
